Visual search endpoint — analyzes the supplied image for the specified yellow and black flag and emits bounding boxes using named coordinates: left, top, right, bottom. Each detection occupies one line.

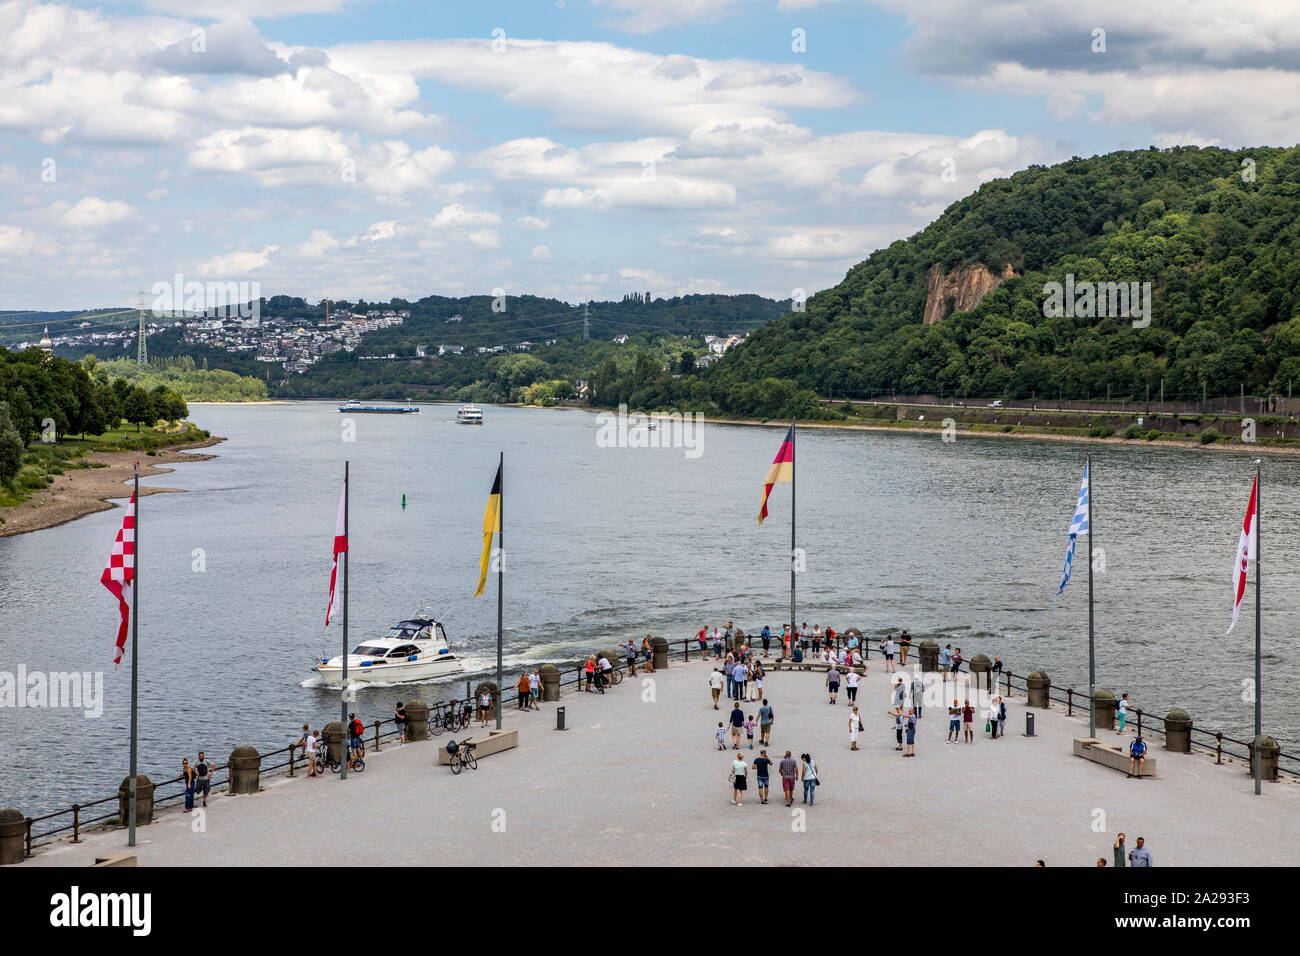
left=474, top=460, right=502, bottom=597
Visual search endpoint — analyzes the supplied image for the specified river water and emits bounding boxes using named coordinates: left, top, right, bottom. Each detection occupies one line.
left=2, top=402, right=1296, bottom=818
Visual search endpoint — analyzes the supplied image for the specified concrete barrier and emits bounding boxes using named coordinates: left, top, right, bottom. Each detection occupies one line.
left=116, top=775, right=155, bottom=827
left=0, top=808, right=25, bottom=865
left=1164, top=709, right=1192, bottom=753
left=437, top=728, right=519, bottom=765
left=1027, top=670, right=1051, bottom=708
left=227, top=745, right=260, bottom=794
left=651, top=635, right=668, bottom=670
left=1093, top=689, right=1117, bottom=729
left=1249, top=735, right=1280, bottom=781
left=918, top=639, right=939, bottom=672
left=1073, top=738, right=1157, bottom=777
left=539, top=664, right=560, bottom=701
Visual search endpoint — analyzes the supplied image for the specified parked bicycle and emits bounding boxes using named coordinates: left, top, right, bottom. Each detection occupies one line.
left=325, top=740, right=365, bottom=774
left=446, top=737, right=477, bottom=775
left=432, top=703, right=472, bottom=735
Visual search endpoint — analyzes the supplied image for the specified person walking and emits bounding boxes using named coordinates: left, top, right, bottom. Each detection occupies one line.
left=845, top=667, right=859, bottom=704
left=516, top=672, right=531, bottom=710
left=529, top=670, right=542, bottom=710
left=1129, top=837, right=1152, bottom=866
left=904, top=709, right=917, bottom=757
left=987, top=696, right=998, bottom=738
left=899, top=629, right=912, bottom=665
left=849, top=706, right=862, bottom=751
left=697, top=625, right=710, bottom=660
left=394, top=701, right=408, bottom=743
left=751, top=660, right=765, bottom=701
left=733, top=658, right=749, bottom=701
left=729, top=702, right=745, bottom=749
left=712, top=627, right=723, bottom=661
left=753, top=749, right=772, bottom=804
left=744, top=714, right=757, bottom=750
left=883, top=635, right=896, bottom=673
left=800, top=753, right=820, bottom=805
left=761, top=625, right=771, bottom=657
left=911, top=674, right=924, bottom=719
left=730, top=753, right=748, bottom=805
left=758, top=699, right=774, bottom=746
left=179, top=758, right=197, bottom=813
left=1113, top=833, right=1127, bottom=868
left=962, top=699, right=975, bottom=743
left=779, top=750, right=798, bottom=806
left=826, top=664, right=840, bottom=704
left=709, top=668, right=724, bottom=709
left=1117, top=693, right=1132, bottom=735
left=997, top=696, right=1006, bottom=737
left=947, top=700, right=961, bottom=743
left=715, top=722, right=728, bottom=750
left=194, top=751, right=212, bottom=807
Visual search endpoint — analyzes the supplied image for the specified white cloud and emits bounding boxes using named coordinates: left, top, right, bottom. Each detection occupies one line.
left=515, top=215, right=551, bottom=230
left=57, top=197, right=137, bottom=229
left=197, top=246, right=278, bottom=275
left=531, top=244, right=551, bottom=260
left=0, top=224, right=43, bottom=256
left=430, top=204, right=502, bottom=229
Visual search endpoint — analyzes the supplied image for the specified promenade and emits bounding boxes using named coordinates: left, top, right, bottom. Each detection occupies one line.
left=25, top=657, right=1300, bottom=867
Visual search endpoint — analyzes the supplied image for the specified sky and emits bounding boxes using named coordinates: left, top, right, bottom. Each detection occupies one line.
left=1, top=0, right=1297, bottom=311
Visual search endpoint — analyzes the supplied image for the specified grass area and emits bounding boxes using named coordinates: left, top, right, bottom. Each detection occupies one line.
left=0, top=421, right=211, bottom=510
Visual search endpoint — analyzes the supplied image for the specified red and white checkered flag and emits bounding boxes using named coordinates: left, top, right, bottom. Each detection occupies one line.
left=325, top=480, right=348, bottom=627
left=101, top=492, right=136, bottom=668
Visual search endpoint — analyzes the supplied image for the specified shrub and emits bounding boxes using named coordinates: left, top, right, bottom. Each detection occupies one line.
left=1123, top=424, right=1144, bottom=439
left=1089, top=425, right=1115, bottom=438
left=1001, top=424, right=1014, bottom=432
left=1200, top=427, right=1220, bottom=444
left=1145, top=429, right=1161, bottom=441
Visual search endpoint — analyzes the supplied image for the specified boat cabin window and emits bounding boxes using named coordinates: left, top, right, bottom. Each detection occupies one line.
left=351, top=645, right=387, bottom=656
left=387, top=645, right=419, bottom=658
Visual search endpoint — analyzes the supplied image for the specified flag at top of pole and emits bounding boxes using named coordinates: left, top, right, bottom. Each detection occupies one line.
left=101, top=491, right=137, bottom=667
left=1056, top=462, right=1089, bottom=595
left=324, top=480, right=348, bottom=627
left=757, top=424, right=794, bottom=524
left=1227, top=473, right=1258, bottom=636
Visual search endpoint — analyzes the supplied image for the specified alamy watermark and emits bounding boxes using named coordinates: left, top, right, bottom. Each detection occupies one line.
left=1043, top=274, right=1150, bottom=328
left=595, top=403, right=704, bottom=459
left=152, top=273, right=261, bottom=321
left=0, top=666, right=104, bottom=718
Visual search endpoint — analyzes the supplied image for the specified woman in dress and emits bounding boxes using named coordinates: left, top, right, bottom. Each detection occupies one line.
left=731, top=753, right=748, bottom=805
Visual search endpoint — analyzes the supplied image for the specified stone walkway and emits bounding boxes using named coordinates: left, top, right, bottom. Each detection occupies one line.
left=24, top=657, right=1300, bottom=866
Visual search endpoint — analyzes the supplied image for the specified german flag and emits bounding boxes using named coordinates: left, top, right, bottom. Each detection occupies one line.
left=758, top=424, right=794, bottom=524
left=474, top=461, right=502, bottom=597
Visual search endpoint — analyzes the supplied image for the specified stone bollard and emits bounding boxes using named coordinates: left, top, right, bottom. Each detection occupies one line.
left=116, top=775, right=155, bottom=827
left=0, top=808, right=25, bottom=865
left=1092, top=689, right=1116, bottom=729
left=651, top=635, right=669, bottom=670
left=539, top=664, right=560, bottom=701
left=227, top=746, right=261, bottom=795
left=917, top=638, right=939, bottom=673
left=1249, top=735, right=1280, bottom=781
left=322, top=721, right=344, bottom=765
left=1162, top=708, right=1192, bottom=753
left=968, top=653, right=991, bottom=692
left=733, top=628, right=746, bottom=650
left=1026, top=670, right=1051, bottom=709
left=405, top=700, right=430, bottom=740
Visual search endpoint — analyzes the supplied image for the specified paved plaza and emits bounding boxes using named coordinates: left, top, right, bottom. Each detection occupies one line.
left=25, top=657, right=1300, bottom=867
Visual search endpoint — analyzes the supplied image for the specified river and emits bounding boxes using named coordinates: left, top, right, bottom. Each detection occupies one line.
left=1, top=402, right=1296, bottom=818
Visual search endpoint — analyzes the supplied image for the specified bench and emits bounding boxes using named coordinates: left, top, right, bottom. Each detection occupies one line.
left=1073, top=738, right=1157, bottom=777
left=437, top=728, right=518, bottom=765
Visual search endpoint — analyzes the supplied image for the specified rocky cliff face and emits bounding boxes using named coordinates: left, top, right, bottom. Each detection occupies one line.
left=923, top=262, right=1015, bottom=325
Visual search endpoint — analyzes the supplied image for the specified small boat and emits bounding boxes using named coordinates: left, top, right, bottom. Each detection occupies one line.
left=338, top=399, right=419, bottom=414
left=315, top=615, right=464, bottom=686
left=456, top=404, right=484, bottom=424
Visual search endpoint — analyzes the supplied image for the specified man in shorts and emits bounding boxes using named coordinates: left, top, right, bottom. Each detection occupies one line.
left=708, top=668, right=724, bottom=709
left=947, top=700, right=961, bottom=743
left=883, top=636, right=895, bottom=673
left=758, top=698, right=774, bottom=745
left=962, top=698, right=974, bottom=743
left=1128, top=736, right=1147, bottom=778
left=729, top=703, right=745, bottom=749
left=194, top=751, right=212, bottom=807
left=778, top=750, right=799, bottom=806
left=753, top=749, right=773, bottom=804
left=697, top=626, right=709, bottom=659
left=825, top=665, right=840, bottom=704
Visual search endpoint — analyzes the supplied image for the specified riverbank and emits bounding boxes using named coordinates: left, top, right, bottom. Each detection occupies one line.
left=0, top=435, right=224, bottom=538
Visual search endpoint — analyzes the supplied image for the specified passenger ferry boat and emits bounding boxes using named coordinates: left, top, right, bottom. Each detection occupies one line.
left=315, top=615, right=465, bottom=686
left=455, top=404, right=484, bottom=424
left=338, top=399, right=419, bottom=414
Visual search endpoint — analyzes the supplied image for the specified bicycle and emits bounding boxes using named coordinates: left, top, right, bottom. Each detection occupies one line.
left=328, top=740, right=366, bottom=774
left=446, top=737, right=477, bottom=774
left=432, top=704, right=471, bottom=736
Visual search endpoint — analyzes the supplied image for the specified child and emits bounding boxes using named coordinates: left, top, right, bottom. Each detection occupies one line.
left=715, top=722, right=728, bottom=750
left=745, top=715, right=756, bottom=750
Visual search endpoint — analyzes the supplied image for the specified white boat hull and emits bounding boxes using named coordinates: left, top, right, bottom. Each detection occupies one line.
left=315, top=653, right=464, bottom=686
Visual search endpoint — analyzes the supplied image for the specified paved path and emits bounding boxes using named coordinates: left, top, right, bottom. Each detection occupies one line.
left=25, top=658, right=1300, bottom=866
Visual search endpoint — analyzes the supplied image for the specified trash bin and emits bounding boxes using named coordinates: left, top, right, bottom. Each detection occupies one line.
left=557, top=706, right=566, bottom=731
left=1025, top=712, right=1035, bottom=737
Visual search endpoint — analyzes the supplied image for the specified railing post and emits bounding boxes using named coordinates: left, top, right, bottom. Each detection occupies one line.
left=72, top=805, right=81, bottom=843
left=374, top=720, right=381, bottom=752
left=1135, top=708, right=1143, bottom=738
left=289, top=742, right=296, bottom=777
left=1066, top=688, right=1073, bottom=716
left=25, top=818, right=32, bottom=858
left=684, top=638, right=689, bottom=661
left=1005, top=671, right=1012, bottom=696
left=1216, top=732, right=1223, bottom=765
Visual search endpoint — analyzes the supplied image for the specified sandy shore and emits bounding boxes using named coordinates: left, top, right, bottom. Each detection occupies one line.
left=0, top=436, right=225, bottom=538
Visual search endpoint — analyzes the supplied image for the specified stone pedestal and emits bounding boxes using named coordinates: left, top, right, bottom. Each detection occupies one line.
left=1092, top=688, right=1116, bottom=728
left=227, top=745, right=260, bottom=794
left=1163, top=708, right=1192, bottom=753
left=539, top=664, right=560, bottom=701
left=1026, top=671, right=1051, bottom=709
left=322, top=721, right=343, bottom=765
left=0, top=808, right=25, bottom=865
left=968, top=653, right=991, bottom=692
left=116, top=775, right=155, bottom=827
left=651, top=635, right=668, bottom=670
left=1249, top=735, right=1280, bottom=781
left=404, top=700, right=430, bottom=740
left=918, top=639, right=939, bottom=673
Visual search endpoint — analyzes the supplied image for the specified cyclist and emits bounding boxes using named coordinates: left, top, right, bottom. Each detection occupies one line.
left=348, top=713, right=365, bottom=761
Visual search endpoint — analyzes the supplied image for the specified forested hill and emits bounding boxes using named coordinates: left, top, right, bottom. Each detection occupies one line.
left=695, top=145, right=1300, bottom=413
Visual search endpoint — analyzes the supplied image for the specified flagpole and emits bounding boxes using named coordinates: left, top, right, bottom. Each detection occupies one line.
left=790, top=417, right=796, bottom=637
left=496, top=451, right=504, bottom=732
left=340, top=460, right=349, bottom=782
left=128, top=467, right=139, bottom=848
left=1254, top=460, right=1261, bottom=796
left=1087, top=456, right=1095, bottom=739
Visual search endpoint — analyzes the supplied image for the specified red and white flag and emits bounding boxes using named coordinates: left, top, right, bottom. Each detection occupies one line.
left=325, top=481, right=348, bottom=626
left=1227, top=474, right=1258, bottom=635
left=101, top=492, right=136, bottom=668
